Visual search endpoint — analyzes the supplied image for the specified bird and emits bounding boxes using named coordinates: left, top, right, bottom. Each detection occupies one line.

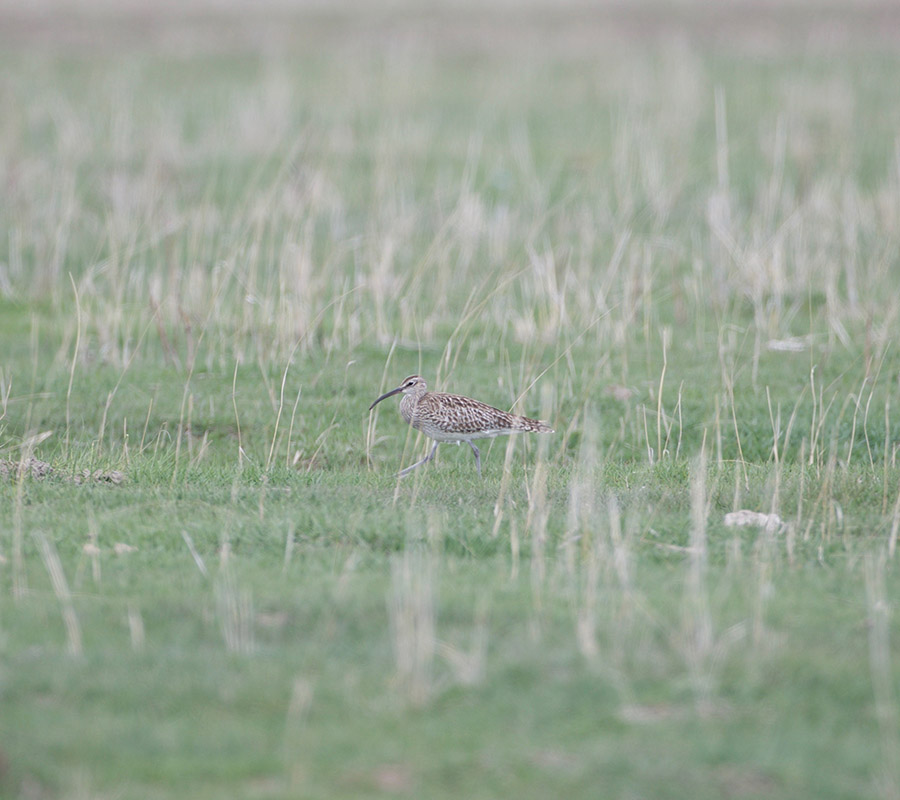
left=368, top=375, right=554, bottom=477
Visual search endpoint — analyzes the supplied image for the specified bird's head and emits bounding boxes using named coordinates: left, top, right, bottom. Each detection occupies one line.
left=369, top=375, right=427, bottom=410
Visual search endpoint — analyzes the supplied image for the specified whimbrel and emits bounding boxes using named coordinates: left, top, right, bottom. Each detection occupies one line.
left=368, top=375, right=554, bottom=477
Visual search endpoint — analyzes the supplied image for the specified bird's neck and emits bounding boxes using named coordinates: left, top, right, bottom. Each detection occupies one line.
left=399, top=389, right=426, bottom=422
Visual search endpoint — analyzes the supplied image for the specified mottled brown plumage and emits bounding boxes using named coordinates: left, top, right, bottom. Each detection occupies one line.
left=369, top=375, right=553, bottom=477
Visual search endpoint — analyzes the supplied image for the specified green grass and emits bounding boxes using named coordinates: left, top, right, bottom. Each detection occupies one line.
left=3, top=3, right=900, bottom=798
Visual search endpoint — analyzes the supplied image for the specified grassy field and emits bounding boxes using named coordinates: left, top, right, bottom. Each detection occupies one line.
left=3, top=2, right=900, bottom=798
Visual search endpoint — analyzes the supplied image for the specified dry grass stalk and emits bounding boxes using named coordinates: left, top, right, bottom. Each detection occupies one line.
left=388, top=548, right=436, bottom=706
left=684, top=452, right=713, bottom=709
left=864, top=553, right=900, bottom=800
left=32, top=529, right=83, bottom=657
left=216, top=563, right=256, bottom=656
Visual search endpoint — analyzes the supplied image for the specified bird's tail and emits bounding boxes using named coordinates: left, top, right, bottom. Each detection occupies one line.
left=515, top=415, right=554, bottom=434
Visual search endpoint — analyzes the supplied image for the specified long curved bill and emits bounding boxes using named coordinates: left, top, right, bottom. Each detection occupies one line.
left=369, top=385, right=403, bottom=411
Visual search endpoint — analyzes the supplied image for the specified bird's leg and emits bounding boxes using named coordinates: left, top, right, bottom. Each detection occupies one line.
left=398, top=440, right=439, bottom=478
left=467, top=441, right=482, bottom=478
